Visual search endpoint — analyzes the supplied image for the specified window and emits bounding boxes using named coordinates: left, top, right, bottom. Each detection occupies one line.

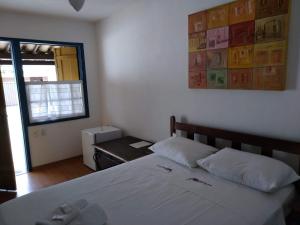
left=0, top=38, right=89, bottom=126
left=19, top=41, right=89, bottom=125
left=26, top=81, right=85, bottom=123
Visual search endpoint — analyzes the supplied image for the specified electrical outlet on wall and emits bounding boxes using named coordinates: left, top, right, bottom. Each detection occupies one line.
left=41, top=128, right=47, bottom=136
left=32, top=129, right=40, bottom=138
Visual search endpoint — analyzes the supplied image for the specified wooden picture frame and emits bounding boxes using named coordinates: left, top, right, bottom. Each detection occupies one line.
left=188, top=0, right=290, bottom=90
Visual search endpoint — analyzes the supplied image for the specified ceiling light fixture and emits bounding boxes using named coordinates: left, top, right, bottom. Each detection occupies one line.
left=69, top=0, right=85, bottom=12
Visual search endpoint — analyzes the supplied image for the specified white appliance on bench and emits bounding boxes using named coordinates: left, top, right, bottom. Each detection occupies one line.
left=81, top=126, right=122, bottom=170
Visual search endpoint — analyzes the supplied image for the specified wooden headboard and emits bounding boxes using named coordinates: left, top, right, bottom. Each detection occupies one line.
left=170, top=116, right=300, bottom=174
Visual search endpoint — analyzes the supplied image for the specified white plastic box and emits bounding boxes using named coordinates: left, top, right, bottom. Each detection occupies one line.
left=81, top=126, right=122, bottom=170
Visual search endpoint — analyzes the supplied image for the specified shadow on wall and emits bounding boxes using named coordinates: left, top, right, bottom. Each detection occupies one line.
left=97, top=21, right=109, bottom=125
left=286, top=0, right=300, bottom=90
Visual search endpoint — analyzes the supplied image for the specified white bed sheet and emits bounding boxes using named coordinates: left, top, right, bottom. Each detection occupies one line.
left=0, top=154, right=295, bottom=225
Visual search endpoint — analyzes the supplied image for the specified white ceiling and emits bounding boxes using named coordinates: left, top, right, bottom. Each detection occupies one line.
left=0, top=0, right=138, bottom=22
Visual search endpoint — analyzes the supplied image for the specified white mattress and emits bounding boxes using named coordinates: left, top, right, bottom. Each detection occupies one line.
left=0, top=155, right=295, bottom=225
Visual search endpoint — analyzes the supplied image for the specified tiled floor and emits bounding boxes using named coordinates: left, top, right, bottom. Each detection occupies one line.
left=0, top=156, right=93, bottom=204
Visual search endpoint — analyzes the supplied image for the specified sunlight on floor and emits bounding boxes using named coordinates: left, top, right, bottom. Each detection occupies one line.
left=15, top=173, right=31, bottom=196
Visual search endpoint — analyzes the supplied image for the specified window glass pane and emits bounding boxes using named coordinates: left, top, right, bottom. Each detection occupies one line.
left=20, top=42, right=86, bottom=124
left=25, top=81, right=85, bottom=123
left=20, top=43, right=79, bottom=82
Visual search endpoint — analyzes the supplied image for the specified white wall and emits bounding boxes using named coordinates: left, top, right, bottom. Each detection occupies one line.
left=0, top=11, right=101, bottom=167
left=96, top=0, right=300, bottom=144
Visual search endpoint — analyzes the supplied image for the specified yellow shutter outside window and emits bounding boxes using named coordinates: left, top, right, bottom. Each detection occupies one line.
left=54, top=47, right=79, bottom=81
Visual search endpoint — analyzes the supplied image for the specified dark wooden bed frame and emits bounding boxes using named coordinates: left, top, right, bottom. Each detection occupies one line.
left=170, top=116, right=300, bottom=221
left=170, top=116, right=300, bottom=175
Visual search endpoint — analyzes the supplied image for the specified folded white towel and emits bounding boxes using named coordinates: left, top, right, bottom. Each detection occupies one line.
left=69, top=204, right=107, bottom=225
left=52, top=208, right=79, bottom=224
left=36, top=199, right=107, bottom=225
left=36, top=208, right=79, bottom=225
left=35, top=199, right=86, bottom=225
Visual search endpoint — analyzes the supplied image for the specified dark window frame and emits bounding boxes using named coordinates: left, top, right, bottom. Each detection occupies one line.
left=0, top=37, right=90, bottom=171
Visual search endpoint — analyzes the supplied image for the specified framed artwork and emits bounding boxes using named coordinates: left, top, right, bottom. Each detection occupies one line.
left=189, top=11, right=207, bottom=33
left=189, top=70, right=207, bottom=88
left=188, top=0, right=290, bottom=90
left=207, top=26, right=229, bottom=50
left=229, top=0, right=256, bottom=24
left=207, top=69, right=228, bottom=89
left=228, top=45, right=254, bottom=68
left=254, top=41, right=286, bottom=67
left=207, top=5, right=229, bottom=29
left=229, top=69, right=253, bottom=89
left=207, top=49, right=228, bottom=69
left=189, top=51, right=206, bottom=71
left=253, top=66, right=285, bottom=90
left=256, top=0, right=289, bottom=19
left=255, top=15, right=288, bottom=43
left=229, top=21, right=255, bottom=47
left=189, top=32, right=207, bottom=52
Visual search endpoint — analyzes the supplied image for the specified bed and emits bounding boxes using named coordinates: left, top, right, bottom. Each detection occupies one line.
left=0, top=116, right=299, bottom=225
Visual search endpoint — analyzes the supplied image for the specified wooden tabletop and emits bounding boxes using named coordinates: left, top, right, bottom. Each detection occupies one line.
left=93, top=136, right=153, bottom=162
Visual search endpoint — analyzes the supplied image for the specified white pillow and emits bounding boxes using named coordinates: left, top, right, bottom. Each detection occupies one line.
left=197, top=147, right=300, bottom=192
left=149, top=136, right=218, bottom=168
